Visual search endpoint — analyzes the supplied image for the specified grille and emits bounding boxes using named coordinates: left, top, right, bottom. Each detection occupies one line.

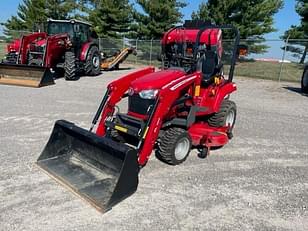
left=128, top=94, right=154, bottom=115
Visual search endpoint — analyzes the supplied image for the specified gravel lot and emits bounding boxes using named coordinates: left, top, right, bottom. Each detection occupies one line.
left=0, top=66, right=308, bottom=231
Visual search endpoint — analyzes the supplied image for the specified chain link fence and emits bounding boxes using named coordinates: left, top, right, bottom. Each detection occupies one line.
left=1, top=25, right=307, bottom=82
left=98, top=37, right=161, bottom=66
left=98, top=37, right=308, bottom=82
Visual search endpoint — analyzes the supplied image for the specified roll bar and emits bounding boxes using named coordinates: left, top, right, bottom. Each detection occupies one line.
left=161, top=23, right=241, bottom=82
left=194, top=24, right=240, bottom=82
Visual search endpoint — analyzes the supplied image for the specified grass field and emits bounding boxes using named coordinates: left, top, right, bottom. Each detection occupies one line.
left=233, top=61, right=304, bottom=82
left=0, top=42, right=7, bottom=60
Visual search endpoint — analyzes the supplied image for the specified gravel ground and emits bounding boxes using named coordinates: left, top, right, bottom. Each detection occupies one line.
left=0, top=66, right=308, bottom=231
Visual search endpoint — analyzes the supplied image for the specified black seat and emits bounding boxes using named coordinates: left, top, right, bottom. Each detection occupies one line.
left=197, top=50, right=222, bottom=85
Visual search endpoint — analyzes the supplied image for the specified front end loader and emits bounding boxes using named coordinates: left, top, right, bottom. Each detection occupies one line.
left=37, top=20, right=246, bottom=212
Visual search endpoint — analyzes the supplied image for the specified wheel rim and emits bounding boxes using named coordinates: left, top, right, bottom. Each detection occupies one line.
left=92, top=55, right=100, bottom=68
left=303, top=71, right=308, bottom=88
left=174, top=137, right=190, bottom=160
left=225, top=110, right=235, bottom=127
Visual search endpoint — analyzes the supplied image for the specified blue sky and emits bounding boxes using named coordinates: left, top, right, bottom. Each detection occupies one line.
left=0, top=0, right=301, bottom=39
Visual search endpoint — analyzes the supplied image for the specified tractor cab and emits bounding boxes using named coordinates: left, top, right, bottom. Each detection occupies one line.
left=161, top=20, right=241, bottom=84
left=47, top=19, right=98, bottom=44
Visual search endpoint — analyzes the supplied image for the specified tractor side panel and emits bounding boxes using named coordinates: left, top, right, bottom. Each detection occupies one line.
left=44, top=34, right=69, bottom=67
left=80, top=42, right=96, bottom=61
left=212, top=82, right=237, bottom=113
left=196, top=82, right=236, bottom=115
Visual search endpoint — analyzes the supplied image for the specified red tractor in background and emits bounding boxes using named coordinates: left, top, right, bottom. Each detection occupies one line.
left=37, top=20, right=246, bottom=212
left=0, top=19, right=101, bottom=87
left=4, top=39, right=20, bottom=63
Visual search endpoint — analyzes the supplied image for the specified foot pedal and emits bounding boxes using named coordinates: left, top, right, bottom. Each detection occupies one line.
left=198, top=147, right=209, bottom=159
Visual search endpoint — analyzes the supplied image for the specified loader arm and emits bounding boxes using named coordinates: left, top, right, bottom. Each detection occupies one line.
left=96, top=67, right=155, bottom=136
left=18, top=32, right=47, bottom=64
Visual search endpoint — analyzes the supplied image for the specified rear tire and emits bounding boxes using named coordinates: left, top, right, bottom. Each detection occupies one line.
left=156, top=127, right=192, bottom=165
left=64, top=51, right=78, bottom=81
left=85, top=46, right=101, bottom=76
left=207, top=99, right=236, bottom=139
left=301, top=67, right=308, bottom=93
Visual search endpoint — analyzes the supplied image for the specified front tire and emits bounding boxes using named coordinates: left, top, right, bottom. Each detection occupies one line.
left=64, top=51, right=78, bottom=81
left=156, top=127, right=192, bottom=165
left=301, top=67, right=308, bottom=93
left=85, top=46, right=101, bottom=76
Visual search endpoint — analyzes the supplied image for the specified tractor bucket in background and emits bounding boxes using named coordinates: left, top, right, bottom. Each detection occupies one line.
left=0, top=64, right=54, bottom=87
left=36, top=120, right=139, bottom=213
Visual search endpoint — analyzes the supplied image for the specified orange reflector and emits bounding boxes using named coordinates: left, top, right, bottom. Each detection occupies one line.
left=195, top=85, right=200, bottom=96
left=214, top=77, right=220, bottom=85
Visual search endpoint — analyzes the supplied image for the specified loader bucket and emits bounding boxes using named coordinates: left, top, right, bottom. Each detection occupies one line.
left=0, top=63, right=54, bottom=87
left=36, top=120, right=139, bottom=213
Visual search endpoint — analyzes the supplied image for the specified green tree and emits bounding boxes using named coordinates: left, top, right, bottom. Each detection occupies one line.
left=192, top=0, right=283, bottom=53
left=86, top=0, right=134, bottom=38
left=4, top=0, right=77, bottom=37
left=134, top=0, right=187, bottom=39
left=282, top=0, right=308, bottom=64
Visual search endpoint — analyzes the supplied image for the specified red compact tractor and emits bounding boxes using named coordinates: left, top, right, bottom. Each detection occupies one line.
left=37, top=20, right=245, bottom=212
left=0, top=19, right=101, bottom=87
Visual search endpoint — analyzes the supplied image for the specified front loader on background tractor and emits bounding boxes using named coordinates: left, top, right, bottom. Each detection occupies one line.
left=0, top=19, right=101, bottom=87
left=37, top=20, right=246, bottom=213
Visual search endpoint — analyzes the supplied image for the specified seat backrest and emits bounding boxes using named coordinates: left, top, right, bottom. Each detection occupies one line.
left=197, top=50, right=219, bottom=80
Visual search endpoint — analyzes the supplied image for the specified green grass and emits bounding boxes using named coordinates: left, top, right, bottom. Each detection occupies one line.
left=0, top=42, right=7, bottom=60
left=232, top=61, right=304, bottom=82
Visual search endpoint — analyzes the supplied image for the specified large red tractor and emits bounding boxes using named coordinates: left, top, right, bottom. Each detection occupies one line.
left=0, top=19, right=101, bottom=87
left=37, top=21, right=244, bottom=212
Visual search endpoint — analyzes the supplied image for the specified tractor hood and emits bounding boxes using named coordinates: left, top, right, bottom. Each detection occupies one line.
left=36, top=38, right=47, bottom=47
left=130, top=69, right=186, bottom=92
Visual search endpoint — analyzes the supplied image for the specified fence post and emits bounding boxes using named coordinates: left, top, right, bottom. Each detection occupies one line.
left=149, top=38, right=153, bottom=65
left=135, top=39, right=138, bottom=64
left=278, top=35, right=290, bottom=82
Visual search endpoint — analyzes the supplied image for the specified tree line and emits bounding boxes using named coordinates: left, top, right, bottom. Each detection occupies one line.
left=2, top=0, right=308, bottom=59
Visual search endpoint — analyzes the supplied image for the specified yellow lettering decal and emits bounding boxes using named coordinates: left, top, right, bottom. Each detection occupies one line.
left=115, top=125, right=128, bottom=133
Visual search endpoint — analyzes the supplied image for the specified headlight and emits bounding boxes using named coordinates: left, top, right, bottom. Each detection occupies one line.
left=139, top=89, right=158, bottom=99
